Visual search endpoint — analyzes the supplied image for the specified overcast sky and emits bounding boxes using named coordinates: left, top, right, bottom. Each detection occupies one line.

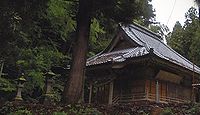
left=151, top=0, right=197, bottom=31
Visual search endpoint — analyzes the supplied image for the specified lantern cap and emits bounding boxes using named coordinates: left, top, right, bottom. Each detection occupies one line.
left=45, top=70, right=56, bottom=77
left=18, top=73, right=26, bottom=81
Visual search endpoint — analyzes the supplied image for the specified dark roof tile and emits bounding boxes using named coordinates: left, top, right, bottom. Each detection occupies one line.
left=87, top=23, right=200, bottom=74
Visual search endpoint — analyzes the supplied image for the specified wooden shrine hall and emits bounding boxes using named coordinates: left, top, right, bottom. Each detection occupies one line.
left=86, top=23, right=200, bottom=104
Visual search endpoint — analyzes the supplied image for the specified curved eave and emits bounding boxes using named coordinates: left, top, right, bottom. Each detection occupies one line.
left=87, top=52, right=200, bottom=78
left=150, top=53, right=200, bottom=77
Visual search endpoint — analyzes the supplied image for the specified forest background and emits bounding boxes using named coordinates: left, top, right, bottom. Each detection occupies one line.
left=0, top=0, right=200, bottom=105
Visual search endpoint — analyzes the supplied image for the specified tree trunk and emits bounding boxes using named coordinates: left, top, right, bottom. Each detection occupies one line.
left=62, top=0, right=92, bottom=104
left=199, top=7, right=200, bottom=20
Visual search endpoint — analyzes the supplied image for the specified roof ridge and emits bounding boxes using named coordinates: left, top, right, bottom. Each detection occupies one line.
left=87, top=51, right=103, bottom=61
left=101, top=47, right=140, bottom=55
left=131, top=22, right=162, bottom=39
left=123, top=23, right=164, bottom=51
left=128, top=26, right=151, bottom=52
left=120, top=24, right=151, bottom=52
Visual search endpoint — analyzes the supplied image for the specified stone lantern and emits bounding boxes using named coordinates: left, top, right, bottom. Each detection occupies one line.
left=42, top=70, right=56, bottom=104
left=14, top=73, right=26, bottom=101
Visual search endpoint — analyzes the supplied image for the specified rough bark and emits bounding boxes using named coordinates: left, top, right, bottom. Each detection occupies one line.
left=195, top=0, right=200, bottom=20
left=199, top=7, right=200, bottom=20
left=62, top=0, right=92, bottom=104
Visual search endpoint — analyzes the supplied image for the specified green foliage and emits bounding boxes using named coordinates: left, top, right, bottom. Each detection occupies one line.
left=8, top=109, right=32, bottom=115
left=90, top=18, right=105, bottom=45
left=0, top=77, right=16, bottom=92
left=94, top=0, right=154, bottom=23
left=16, top=47, right=67, bottom=101
left=167, top=7, right=200, bottom=66
left=53, top=111, right=68, bottom=115
left=189, top=29, right=200, bottom=65
left=149, top=24, right=169, bottom=38
left=186, top=103, right=200, bottom=115
left=88, top=0, right=155, bottom=56
left=47, top=0, right=76, bottom=42
left=0, top=102, right=102, bottom=115
left=0, top=0, right=74, bottom=102
left=89, top=18, right=107, bottom=56
left=167, top=21, right=184, bottom=55
left=160, top=108, right=174, bottom=115
left=0, top=102, right=22, bottom=115
left=0, top=60, right=16, bottom=99
left=0, top=0, right=155, bottom=103
left=66, top=105, right=102, bottom=115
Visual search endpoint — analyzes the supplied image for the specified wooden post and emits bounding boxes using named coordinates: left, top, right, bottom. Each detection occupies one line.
left=156, top=80, right=159, bottom=103
left=103, top=85, right=106, bottom=103
left=145, top=80, right=149, bottom=100
left=108, top=81, right=114, bottom=104
left=88, top=82, right=93, bottom=104
left=96, top=87, right=99, bottom=103
left=146, top=88, right=149, bottom=100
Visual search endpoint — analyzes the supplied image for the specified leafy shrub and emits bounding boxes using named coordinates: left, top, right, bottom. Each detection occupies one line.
left=160, top=108, right=174, bottom=115
left=186, top=103, right=200, bottom=115
left=66, top=104, right=102, bottom=115
left=8, top=108, right=32, bottom=115
left=53, top=111, right=68, bottom=115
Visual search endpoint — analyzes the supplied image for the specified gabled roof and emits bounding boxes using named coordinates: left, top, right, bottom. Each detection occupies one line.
left=87, top=23, right=200, bottom=74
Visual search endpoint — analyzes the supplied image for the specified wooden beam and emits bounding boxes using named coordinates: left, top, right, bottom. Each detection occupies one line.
left=145, top=80, right=149, bottom=100
left=156, top=70, right=183, bottom=84
left=96, top=77, right=116, bottom=87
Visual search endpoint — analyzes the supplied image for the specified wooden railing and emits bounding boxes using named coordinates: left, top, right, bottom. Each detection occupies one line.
left=112, top=96, right=120, bottom=104
left=160, top=95, right=190, bottom=103
left=148, top=93, right=156, bottom=100
left=112, top=93, right=146, bottom=104
left=112, top=93, right=190, bottom=104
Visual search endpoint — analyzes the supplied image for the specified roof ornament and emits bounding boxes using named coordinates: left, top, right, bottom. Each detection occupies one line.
left=137, top=50, right=141, bottom=56
left=142, top=49, right=146, bottom=55
left=149, top=48, right=154, bottom=54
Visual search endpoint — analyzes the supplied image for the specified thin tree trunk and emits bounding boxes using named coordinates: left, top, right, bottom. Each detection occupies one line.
left=195, top=0, right=200, bottom=20
left=0, top=61, right=4, bottom=78
left=199, top=7, right=200, bottom=20
left=62, top=0, right=92, bottom=104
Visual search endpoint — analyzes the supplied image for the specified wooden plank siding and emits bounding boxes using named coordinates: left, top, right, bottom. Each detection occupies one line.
left=145, top=80, right=191, bottom=103
left=159, top=81, right=167, bottom=102
left=149, top=80, right=156, bottom=100
left=93, top=84, right=110, bottom=104
left=101, top=79, right=192, bottom=104
left=131, top=80, right=145, bottom=93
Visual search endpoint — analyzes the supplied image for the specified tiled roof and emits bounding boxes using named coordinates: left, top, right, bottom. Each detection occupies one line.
left=87, top=47, right=148, bottom=66
left=86, top=23, right=200, bottom=74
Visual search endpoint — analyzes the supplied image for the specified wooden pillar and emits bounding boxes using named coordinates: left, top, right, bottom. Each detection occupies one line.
left=108, top=81, right=114, bottom=104
left=96, top=87, right=99, bottom=103
left=103, top=85, right=106, bottom=103
left=99, top=86, right=102, bottom=102
left=156, top=80, right=160, bottom=103
left=88, top=83, right=93, bottom=104
left=145, top=80, right=149, bottom=100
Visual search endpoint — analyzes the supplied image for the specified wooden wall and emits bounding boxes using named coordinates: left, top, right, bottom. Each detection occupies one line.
left=145, top=79, right=191, bottom=102
left=121, top=79, right=145, bottom=95
left=92, top=84, right=109, bottom=104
